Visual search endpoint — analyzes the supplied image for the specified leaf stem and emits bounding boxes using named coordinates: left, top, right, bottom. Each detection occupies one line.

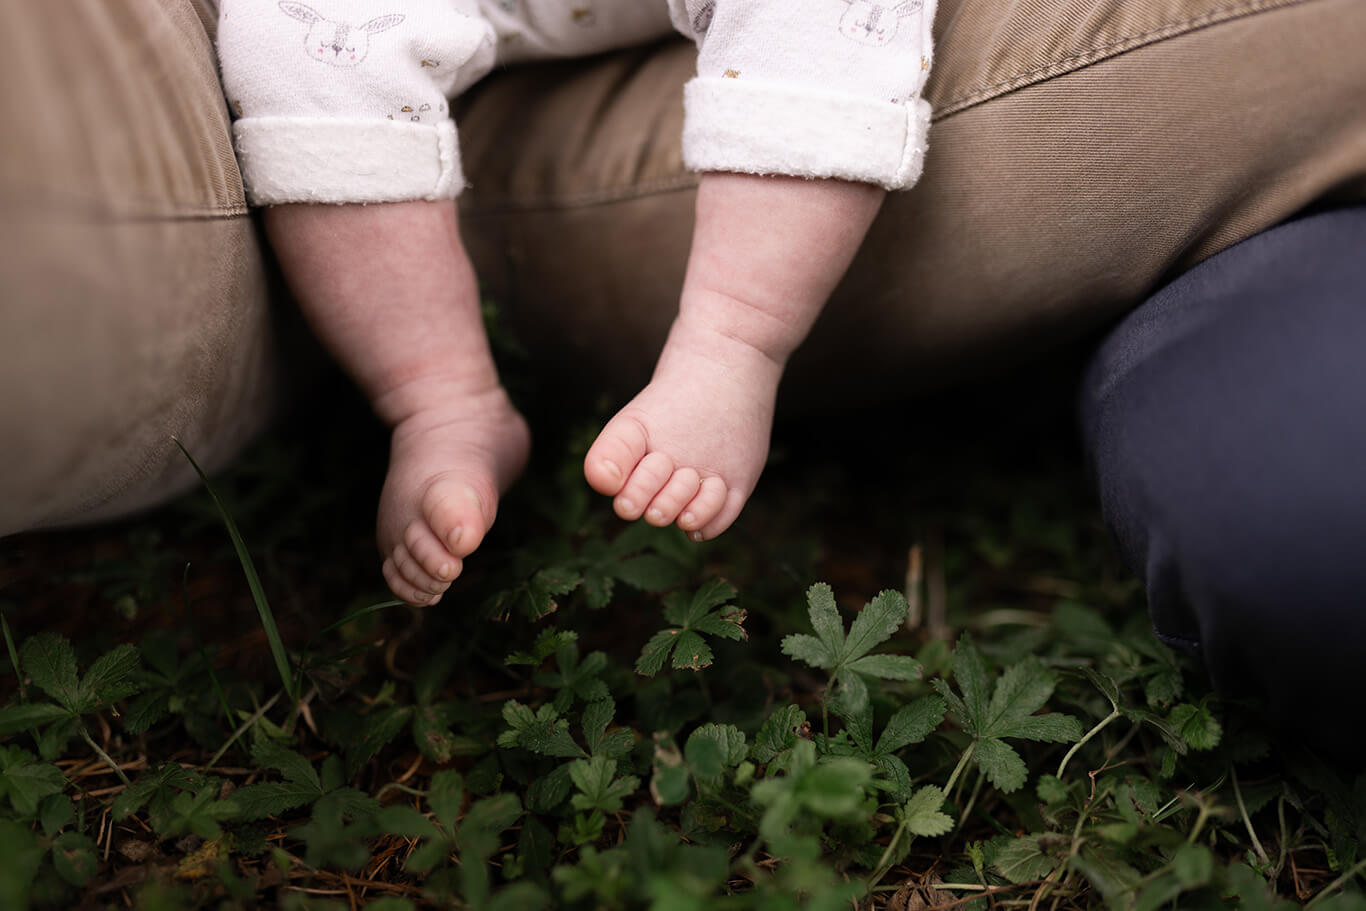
left=206, top=690, right=283, bottom=769
left=944, top=742, right=975, bottom=800
left=79, top=724, right=131, bottom=786
left=1184, top=798, right=1213, bottom=846
left=1273, top=793, right=1289, bottom=881
left=1055, top=708, right=1120, bottom=780
left=955, top=767, right=986, bottom=837
left=821, top=691, right=830, bottom=749
left=865, top=819, right=911, bottom=893
left=1230, top=765, right=1270, bottom=866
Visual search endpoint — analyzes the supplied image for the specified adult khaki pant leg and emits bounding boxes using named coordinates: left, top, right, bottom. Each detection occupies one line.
left=456, top=0, right=1366, bottom=412
left=0, top=0, right=281, bottom=536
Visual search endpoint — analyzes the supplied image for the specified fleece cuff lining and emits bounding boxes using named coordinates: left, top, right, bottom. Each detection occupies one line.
left=232, top=117, right=463, bottom=205
left=682, top=78, right=930, bottom=191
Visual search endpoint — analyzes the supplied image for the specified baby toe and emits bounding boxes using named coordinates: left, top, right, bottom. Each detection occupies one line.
left=383, top=557, right=440, bottom=606
left=615, top=451, right=675, bottom=521
left=422, top=476, right=492, bottom=559
left=584, top=414, right=650, bottom=497
left=404, top=522, right=462, bottom=583
left=645, top=468, right=701, bottom=527
left=695, top=488, right=747, bottom=542
left=392, top=545, right=448, bottom=599
left=678, top=476, right=729, bottom=539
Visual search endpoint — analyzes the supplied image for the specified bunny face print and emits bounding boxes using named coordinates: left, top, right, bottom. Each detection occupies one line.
left=838, top=0, right=923, bottom=46
left=279, top=1, right=405, bottom=67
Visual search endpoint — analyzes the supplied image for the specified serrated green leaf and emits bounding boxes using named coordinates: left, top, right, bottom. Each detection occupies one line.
left=877, top=696, right=946, bottom=754
left=78, top=644, right=142, bottom=710
left=1168, top=703, right=1221, bottom=751
left=231, top=782, right=320, bottom=820
left=992, top=712, right=1083, bottom=744
left=693, top=607, right=748, bottom=641
left=0, top=703, right=72, bottom=736
left=982, top=657, right=1057, bottom=738
left=122, top=691, right=170, bottom=735
left=838, top=590, right=907, bottom=664
left=670, top=631, right=714, bottom=671
left=112, top=763, right=199, bottom=821
left=250, top=741, right=321, bottom=791
left=501, top=701, right=585, bottom=758
left=805, top=583, right=845, bottom=659
left=951, top=636, right=992, bottom=728
left=634, top=630, right=677, bottom=677
left=871, top=754, right=913, bottom=802
left=974, top=738, right=1028, bottom=793
left=993, top=834, right=1060, bottom=883
left=568, top=756, right=638, bottom=814
left=752, top=705, right=807, bottom=763
left=1079, top=667, right=1121, bottom=709
left=780, top=633, right=835, bottom=669
left=0, top=747, right=66, bottom=816
left=686, top=579, right=738, bottom=624
left=339, top=705, right=413, bottom=777
left=20, top=634, right=80, bottom=710
left=526, top=763, right=574, bottom=813
left=638, top=581, right=742, bottom=677
left=841, top=703, right=875, bottom=753
left=844, top=653, right=921, bottom=681
left=582, top=699, right=614, bottom=755
left=903, top=785, right=954, bottom=837
left=429, top=770, right=463, bottom=830
left=930, top=678, right=971, bottom=729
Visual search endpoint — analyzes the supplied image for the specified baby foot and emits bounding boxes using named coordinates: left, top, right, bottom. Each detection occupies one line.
left=376, top=387, right=529, bottom=606
left=584, top=326, right=780, bottom=541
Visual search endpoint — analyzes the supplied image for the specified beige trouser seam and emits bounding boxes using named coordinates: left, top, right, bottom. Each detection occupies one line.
left=933, top=0, right=1313, bottom=118
left=463, top=0, right=1315, bottom=215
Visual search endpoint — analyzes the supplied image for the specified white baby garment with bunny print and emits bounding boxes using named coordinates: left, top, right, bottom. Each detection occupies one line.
left=215, top=0, right=937, bottom=205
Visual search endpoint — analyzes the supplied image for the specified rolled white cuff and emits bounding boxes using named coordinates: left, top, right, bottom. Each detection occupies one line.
left=682, top=78, right=931, bottom=191
left=232, top=118, right=463, bottom=206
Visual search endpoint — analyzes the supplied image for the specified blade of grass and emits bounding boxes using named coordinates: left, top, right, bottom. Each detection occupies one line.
left=0, top=607, right=26, bottom=702
left=174, top=438, right=295, bottom=705
left=307, top=600, right=404, bottom=649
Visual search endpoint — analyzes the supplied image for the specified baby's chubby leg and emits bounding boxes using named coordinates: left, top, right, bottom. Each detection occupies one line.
left=265, top=202, right=529, bottom=605
left=584, top=174, right=884, bottom=540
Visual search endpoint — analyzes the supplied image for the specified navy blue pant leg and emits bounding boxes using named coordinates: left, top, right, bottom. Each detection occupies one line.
left=1081, top=207, right=1366, bottom=760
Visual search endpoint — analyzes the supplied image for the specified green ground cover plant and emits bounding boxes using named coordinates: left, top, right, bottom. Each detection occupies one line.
left=2, top=368, right=1365, bottom=909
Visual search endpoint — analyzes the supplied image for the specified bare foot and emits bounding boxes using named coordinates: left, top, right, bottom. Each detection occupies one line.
left=584, top=323, right=780, bottom=541
left=376, top=387, right=529, bottom=605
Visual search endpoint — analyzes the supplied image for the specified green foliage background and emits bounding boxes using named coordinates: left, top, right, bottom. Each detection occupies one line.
left=2, top=377, right=1365, bottom=911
